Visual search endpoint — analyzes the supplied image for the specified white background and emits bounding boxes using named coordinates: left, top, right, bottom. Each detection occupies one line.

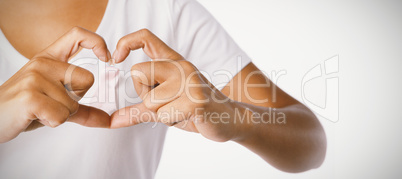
left=156, top=0, right=402, bottom=178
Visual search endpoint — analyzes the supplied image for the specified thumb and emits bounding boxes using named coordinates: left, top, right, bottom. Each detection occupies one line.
left=68, top=104, right=111, bottom=128
left=110, top=103, right=157, bottom=128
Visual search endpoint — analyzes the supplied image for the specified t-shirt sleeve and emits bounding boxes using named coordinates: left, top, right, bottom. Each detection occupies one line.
left=168, top=0, right=252, bottom=90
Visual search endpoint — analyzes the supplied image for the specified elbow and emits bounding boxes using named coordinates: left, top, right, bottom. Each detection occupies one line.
left=272, top=132, right=327, bottom=173
left=310, top=128, right=327, bottom=170
left=292, top=130, right=327, bottom=173
left=275, top=120, right=327, bottom=173
left=268, top=105, right=327, bottom=173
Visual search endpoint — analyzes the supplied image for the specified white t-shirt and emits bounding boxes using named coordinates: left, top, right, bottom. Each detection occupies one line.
left=0, top=0, right=251, bottom=178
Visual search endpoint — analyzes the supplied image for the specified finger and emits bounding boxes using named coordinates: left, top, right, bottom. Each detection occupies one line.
left=67, top=104, right=111, bottom=128
left=27, top=26, right=113, bottom=97
left=110, top=103, right=157, bottom=128
left=131, top=61, right=185, bottom=111
left=23, top=58, right=94, bottom=98
left=29, top=72, right=79, bottom=114
left=141, top=82, right=182, bottom=112
left=35, top=26, right=112, bottom=62
left=131, top=60, right=184, bottom=93
left=113, top=29, right=184, bottom=64
left=24, top=121, right=45, bottom=132
left=28, top=92, right=71, bottom=128
left=156, top=96, right=197, bottom=125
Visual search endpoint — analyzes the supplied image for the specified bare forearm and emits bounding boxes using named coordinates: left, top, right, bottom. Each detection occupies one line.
left=230, top=101, right=327, bottom=173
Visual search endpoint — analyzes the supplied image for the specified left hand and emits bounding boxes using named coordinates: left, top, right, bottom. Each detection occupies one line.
left=109, top=29, right=327, bottom=172
left=110, top=29, right=239, bottom=142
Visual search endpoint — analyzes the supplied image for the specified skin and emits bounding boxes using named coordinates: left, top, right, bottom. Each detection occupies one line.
left=0, top=0, right=326, bottom=173
left=0, top=27, right=112, bottom=142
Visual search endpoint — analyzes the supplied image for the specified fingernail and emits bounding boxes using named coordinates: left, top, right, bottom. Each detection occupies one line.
left=108, top=58, right=115, bottom=66
left=112, top=50, right=119, bottom=63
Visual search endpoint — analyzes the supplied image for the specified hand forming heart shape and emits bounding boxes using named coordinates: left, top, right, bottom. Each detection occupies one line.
left=0, top=26, right=238, bottom=143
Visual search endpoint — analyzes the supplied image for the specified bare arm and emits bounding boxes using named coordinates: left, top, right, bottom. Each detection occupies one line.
left=110, top=29, right=327, bottom=173
left=221, top=63, right=327, bottom=172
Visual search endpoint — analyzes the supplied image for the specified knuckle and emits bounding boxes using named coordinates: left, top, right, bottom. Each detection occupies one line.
left=51, top=109, right=70, bottom=128
left=61, top=108, right=70, bottom=122
left=117, top=36, right=130, bottom=48
left=143, top=97, right=159, bottom=112
left=75, top=68, right=95, bottom=89
left=27, top=58, right=48, bottom=70
left=131, top=62, right=145, bottom=73
left=21, top=72, right=43, bottom=87
left=130, top=71, right=142, bottom=83
left=92, top=35, right=107, bottom=47
left=139, top=28, right=152, bottom=38
left=131, top=64, right=138, bottom=72
left=80, top=75, right=94, bottom=90
left=69, top=26, right=84, bottom=36
left=17, top=90, right=37, bottom=103
left=131, top=62, right=150, bottom=78
left=142, top=100, right=154, bottom=111
left=82, top=70, right=95, bottom=87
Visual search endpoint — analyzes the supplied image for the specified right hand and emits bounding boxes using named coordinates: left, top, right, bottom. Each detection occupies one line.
left=0, top=27, right=112, bottom=143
